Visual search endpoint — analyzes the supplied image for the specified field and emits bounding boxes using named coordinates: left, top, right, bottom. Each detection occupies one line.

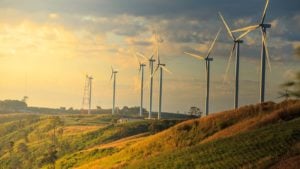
left=0, top=100, right=299, bottom=169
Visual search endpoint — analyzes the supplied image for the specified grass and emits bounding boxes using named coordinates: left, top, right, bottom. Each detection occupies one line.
left=1, top=100, right=300, bottom=169
left=56, top=147, right=117, bottom=169
left=76, top=100, right=300, bottom=169
left=127, top=118, right=300, bottom=169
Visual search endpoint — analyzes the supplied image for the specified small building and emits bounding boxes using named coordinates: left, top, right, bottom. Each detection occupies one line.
left=117, top=118, right=143, bottom=123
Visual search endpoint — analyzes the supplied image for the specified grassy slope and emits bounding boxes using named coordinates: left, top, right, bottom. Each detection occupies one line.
left=0, top=113, right=182, bottom=169
left=77, top=100, right=300, bottom=169
left=55, top=120, right=181, bottom=168
left=1, top=100, right=299, bottom=169
left=128, top=118, right=300, bottom=169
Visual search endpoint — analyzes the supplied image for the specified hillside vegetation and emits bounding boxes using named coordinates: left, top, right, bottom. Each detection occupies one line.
left=0, top=113, right=184, bottom=169
left=0, top=100, right=299, bottom=169
left=75, top=100, right=300, bottom=169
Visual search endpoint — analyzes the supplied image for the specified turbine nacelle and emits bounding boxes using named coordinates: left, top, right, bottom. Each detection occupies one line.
left=260, top=23, right=271, bottom=28
left=149, top=58, right=156, bottom=62
left=205, top=58, right=213, bottom=61
left=234, top=40, right=243, bottom=43
left=110, top=67, right=118, bottom=80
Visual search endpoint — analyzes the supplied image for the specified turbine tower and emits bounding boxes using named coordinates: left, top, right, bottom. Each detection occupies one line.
left=81, top=75, right=93, bottom=114
left=219, top=12, right=252, bottom=109
left=134, top=52, right=147, bottom=117
left=139, top=63, right=146, bottom=117
left=232, top=0, right=272, bottom=103
left=185, top=28, right=221, bottom=116
left=111, top=67, right=118, bottom=115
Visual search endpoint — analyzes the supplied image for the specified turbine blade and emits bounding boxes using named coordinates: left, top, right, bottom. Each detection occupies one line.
left=111, top=66, right=114, bottom=76
left=203, top=61, right=208, bottom=82
left=262, top=32, right=272, bottom=72
left=219, top=12, right=235, bottom=40
left=236, top=29, right=252, bottom=40
left=133, top=51, right=142, bottom=65
left=261, top=0, right=270, bottom=24
left=184, top=52, right=205, bottom=60
left=157, top=47, right=160, bottom=65
left=150, top=53, right=154, bottom=60
left=206, top=28, right=222, bottom=58
left=276, top=95, right=285, bottom=99
left=232, top=25, right=260, bottom=33
left=136, top=52, right=148, bottom=60
left=151, top=65, right=159, bottom=78
left=161, top=66, right=172, bottom=74
left=110, top=72, right=113, bottom=80
left=223, top=43, right=236, bottom=83
left=156, top=34, right=160, bottom=65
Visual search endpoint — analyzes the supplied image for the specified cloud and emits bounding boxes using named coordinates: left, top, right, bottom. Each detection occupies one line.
left=48, top=13, right=60, bottom=20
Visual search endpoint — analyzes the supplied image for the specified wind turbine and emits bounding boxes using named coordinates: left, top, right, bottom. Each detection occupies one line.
left=152, top=48, right=172, bottom=120
left=134, top=52, right=147, bottom=117
left=231, top=0, right=272, bottom=103
left=110, top=67, right=118, bottom=115
left=137, top=52, right=155, bottom=119
left=219, top=12, right=252, bottom=109
left=184, top=28, right=221, bottom=116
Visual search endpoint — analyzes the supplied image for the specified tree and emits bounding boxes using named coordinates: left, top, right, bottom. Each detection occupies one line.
left=281, top=47, right=300, bottom=98
left=22, top=96, right=29, bottom=103
left=40, top=145, right=57, bottom=169
left=295, top=46, right=300, bottom=58
left=189, top=107, right=202, bottom=117
left=0, top=100, right=27, bottom=112
left=281, top=72, right=300, bottom=98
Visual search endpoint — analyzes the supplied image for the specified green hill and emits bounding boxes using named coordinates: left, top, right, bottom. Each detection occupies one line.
left=0, top=100, right=299, bottom=169
left=0, top=113, right=183, bottom=169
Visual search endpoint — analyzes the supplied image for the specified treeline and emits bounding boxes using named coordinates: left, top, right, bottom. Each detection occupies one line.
left=0, top=99, right=195, bottom=120
left=0, top=100, right=27, bottom=112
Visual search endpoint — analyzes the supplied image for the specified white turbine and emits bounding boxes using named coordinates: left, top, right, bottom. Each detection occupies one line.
left=231, top=0, right=272, bottom=103
left=110, top=67, right=118, bottom=115
left=219, top=12, right=252, bottom=109
left=152, top=48, right=172, bottom=120
left=184, top=28, right=222, bottom=116
left=136, top=52, right=155, bottom=119
left=133, top=52, right=147, bottom=117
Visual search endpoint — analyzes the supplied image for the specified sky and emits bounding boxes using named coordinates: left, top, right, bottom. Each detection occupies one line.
left=0, top=0, right=299, bottom=113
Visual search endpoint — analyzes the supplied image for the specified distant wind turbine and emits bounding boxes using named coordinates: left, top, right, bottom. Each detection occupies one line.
left=185, top=28, right=222, bottom=116
left=219, top=12, right=252, bottom=109
left=231, top=0, right=272, bottom=103
left=134, top=52, right=147, bottom=117
left=137, top=52, right=155, bottom=119
left=152, top=44, right=172, bottom=120
left=110, top=67, right=118, bottom=115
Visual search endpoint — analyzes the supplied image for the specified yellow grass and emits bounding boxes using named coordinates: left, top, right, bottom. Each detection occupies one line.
left=202, top=101, right=300, bottom=143
left=74, top=100, right=300, bottom=169
left=62, top=125, right=105, bottom=136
